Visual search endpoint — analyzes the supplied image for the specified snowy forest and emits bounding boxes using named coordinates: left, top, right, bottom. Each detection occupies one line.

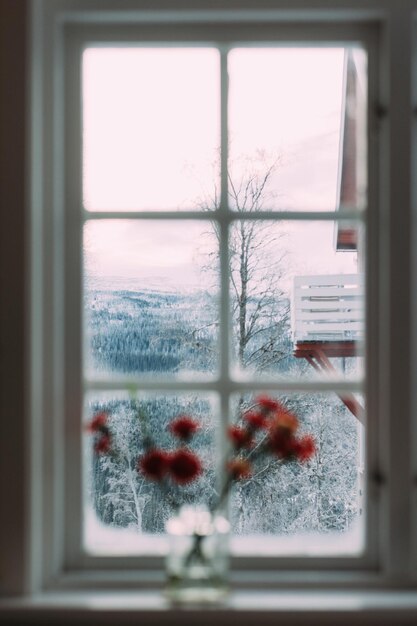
left=85, top=284, right=360, bottom=537
left=84, top=163, right=362, bottom=539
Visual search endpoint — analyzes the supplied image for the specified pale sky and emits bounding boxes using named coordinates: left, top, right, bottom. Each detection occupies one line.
left=82, top=47, right=363, bottom=290
left=83, top=48, right=220, bottom=211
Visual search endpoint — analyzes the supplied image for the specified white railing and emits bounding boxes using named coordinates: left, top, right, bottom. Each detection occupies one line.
left=292, top=274, right=364, bottom=343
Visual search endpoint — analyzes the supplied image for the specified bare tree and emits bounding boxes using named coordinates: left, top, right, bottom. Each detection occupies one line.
left=199, top=154, right=291, bottom=375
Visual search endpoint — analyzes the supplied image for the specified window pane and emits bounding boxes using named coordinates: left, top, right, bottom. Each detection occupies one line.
left=84, top=392, right=218, bottom=555
left=228, top=47, right=367, bottom=212
left=229, top=392, right=365, bottom=556
left=230, top=220, right=365, bottom=382
left=83, top=220, right=219, bottom=379
left=83, top=48, right=220, bottom=211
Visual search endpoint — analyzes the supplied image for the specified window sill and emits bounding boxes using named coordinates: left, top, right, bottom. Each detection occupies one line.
left=2, top=590, right=417, bottom=625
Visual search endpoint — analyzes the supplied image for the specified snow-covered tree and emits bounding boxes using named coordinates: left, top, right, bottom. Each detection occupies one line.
left=89, top=395, right=218, bottom=533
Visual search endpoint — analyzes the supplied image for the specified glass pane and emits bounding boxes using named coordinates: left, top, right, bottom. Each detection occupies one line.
left=229, top=392, right=365, bottom=556
left=84, top=220, right=219, bottom=379
left=228, top=47, right=367, bottom=212
left=83, top=48, right=220, bottom=211
left=230, top=220, right=365, bottom=381
left=83, top=392, right=218, bottom=555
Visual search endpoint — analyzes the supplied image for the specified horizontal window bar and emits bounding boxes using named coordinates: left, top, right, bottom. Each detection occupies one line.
left=83, top=379, right=364, bottom=393
left=68, top=21, right=377, bottom=44
left=81, top=208, right=366, bottom=222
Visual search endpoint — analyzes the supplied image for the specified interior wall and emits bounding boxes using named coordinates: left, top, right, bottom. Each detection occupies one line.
left=0, top=0, right=29, bottom=596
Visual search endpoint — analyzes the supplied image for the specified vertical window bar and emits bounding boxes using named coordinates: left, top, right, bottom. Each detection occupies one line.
left=220, top=48, right=229, bottom=212
left=219, top=47, right=231, bottom=381
left=218, top=48, right=231, bottom=503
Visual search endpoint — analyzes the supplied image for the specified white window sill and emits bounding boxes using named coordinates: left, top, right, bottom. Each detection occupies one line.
left=2, top=590, right=417, bottom=625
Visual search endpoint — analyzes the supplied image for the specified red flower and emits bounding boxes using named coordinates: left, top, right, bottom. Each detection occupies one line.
left=243, top=410, right=268, bottom=430
left=94, top=434, right=112, bottom=455
left=268, top=416, right=299, bottom=459
left=256, top=395, right=283, bottom=413
left=268, top=431, right=294, bottom=459
left=294, top=435, right=316, bottom=462
left=227, top=425, right=253, bottom=450
left=87, top=411, right=108, bottom=433
left=227, top=458, right=252, bottom=480
left=169, top=415, right=199, bottom=441
left=138, top=449, right=169, bottom=481
left=271, top=407, right=299, bottom=435
left=168, top=449, right=202, bottom=484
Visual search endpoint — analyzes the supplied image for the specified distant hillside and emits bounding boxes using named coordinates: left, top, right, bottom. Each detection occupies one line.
left=85, top=287, right=218, bottom=376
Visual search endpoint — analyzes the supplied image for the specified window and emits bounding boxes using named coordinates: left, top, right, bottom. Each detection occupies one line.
left=2, top=1, right=417, bottom=614
left=65, top=23, right=373, bottom=570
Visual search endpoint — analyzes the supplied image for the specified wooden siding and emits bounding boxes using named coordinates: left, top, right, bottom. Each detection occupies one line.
left=292, top=274, right=364, bottom=343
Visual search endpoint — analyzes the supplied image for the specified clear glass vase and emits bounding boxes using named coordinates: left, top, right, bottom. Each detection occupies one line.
left=165, top=505, right=230, bottom=604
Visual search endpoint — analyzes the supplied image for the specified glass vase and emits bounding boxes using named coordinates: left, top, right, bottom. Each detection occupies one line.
left=165, top=505, right=230, bottom=604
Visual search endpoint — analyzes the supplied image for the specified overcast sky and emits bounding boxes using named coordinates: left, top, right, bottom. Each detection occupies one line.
left=82, top=47, right=362, bottom=290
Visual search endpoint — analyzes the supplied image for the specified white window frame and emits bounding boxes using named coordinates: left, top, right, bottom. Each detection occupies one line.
left=64, top=15, right=379, bottom=586
left=2, top=0, right=417, bottom=605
